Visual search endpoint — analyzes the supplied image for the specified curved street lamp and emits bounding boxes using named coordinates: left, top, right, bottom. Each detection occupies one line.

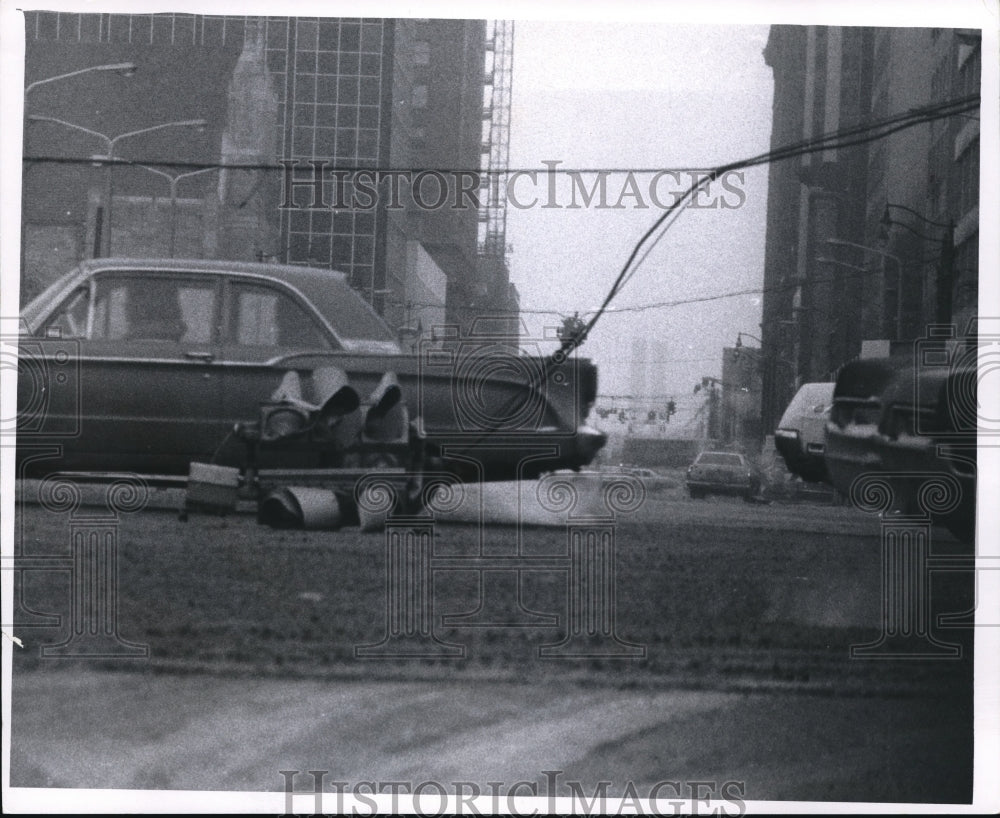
left=25, top=62, right=137, bottom=95
left=814, top=254, right=868, bottom=273
left=825, top=237, right=904, bottom=339
left=734, top=331, right=795, bottom=370
left=881, top=202, right=951, bottom=230
left=879, top=204, right=956, bottom=324
left=137, top=165, right=219, bottom=257
left=27, top=116, right=207, bottom=256
left=21, top=63, right=139, bottom=300
left=824, top=237, right=902, bottom=269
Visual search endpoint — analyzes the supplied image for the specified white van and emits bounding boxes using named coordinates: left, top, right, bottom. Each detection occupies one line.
left=773, top=382, right=835, bottom=484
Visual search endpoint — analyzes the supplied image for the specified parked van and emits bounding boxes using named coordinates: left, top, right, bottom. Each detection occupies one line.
left=773, top=382, right=835, bottom=484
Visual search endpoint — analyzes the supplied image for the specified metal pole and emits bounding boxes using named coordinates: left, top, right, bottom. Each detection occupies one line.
left=169, top=177, right=179, bottom=258
left=26, top=116, right=206, bottom=258
left=884, top=202, right=951, bottom=230
left=825, top=239, right=903, bottom=340
left=104, top=143, right=115, bottom=257
left=937, top=221, right=956, bottom=325
left=136, top=165, right=217, bottom=258
left=25, top=63, right=137, bottom=95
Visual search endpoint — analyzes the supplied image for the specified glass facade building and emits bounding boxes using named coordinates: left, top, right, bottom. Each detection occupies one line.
left=22, top=13, right=505, bottom=333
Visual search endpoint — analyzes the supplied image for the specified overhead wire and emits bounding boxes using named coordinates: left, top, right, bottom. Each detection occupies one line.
left=390, top=249, right=955, bottom=320
left=438, top=91, right=980, bottom=458
left=565, top=92, right=980, bottom=355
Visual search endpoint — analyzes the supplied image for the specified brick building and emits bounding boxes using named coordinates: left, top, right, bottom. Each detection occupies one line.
left=758, top=25, right=981, bottom=432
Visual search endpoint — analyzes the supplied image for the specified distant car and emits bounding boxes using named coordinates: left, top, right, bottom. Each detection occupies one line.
left=619, top=466, right=676, bottom=492
left=685, top=451, right=760, bottom=501
left=824, top=350, right=976, bottom=543
left=15, top=258, right=606, bottom=483
left=773, top=382, right=835, bottom=483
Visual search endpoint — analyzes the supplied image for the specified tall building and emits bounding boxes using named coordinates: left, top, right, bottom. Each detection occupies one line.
left=21, top=12, right=519, bottom=339
left=759, top=24, right=980, bottom=432
left=474, top=21, right=519, bottom=341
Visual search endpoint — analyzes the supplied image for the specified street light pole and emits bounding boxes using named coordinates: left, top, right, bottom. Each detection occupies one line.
left=825, top=238, right=904, bottom=339
left=21, top=64, right=138, bottom=303
left=880, top=204, right=956, bottom=325
left=137, top=166, right=219, bottom=257
left=27, top=116, right=207, bottom=256
left=881, top=203, right=951, bottom=230
left=25, top=62, right=137, bottom=95
left=733, top=333, right=796, bottom=444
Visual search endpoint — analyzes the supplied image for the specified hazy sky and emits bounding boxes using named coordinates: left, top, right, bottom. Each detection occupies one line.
left=505, top=22, right=774, bottom=417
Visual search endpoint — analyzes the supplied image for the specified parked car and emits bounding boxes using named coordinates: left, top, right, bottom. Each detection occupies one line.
left=618, top=466, right=677, bottom=492
left=685, top=451, right=760, bottom=501
left=773, top=382, right=835, bottom=484
left=15, top=258, right=606, bottom=482
left=825, top=350, right=976, bottom=543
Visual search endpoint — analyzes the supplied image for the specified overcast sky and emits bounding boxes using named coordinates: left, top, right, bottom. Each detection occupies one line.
left=505, top=22, right=774, bottom=413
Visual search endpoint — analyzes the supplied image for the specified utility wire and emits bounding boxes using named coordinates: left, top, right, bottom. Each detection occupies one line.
left=566, top=92, right=980, bottom=355
left=22, top=95, right=978, bottom=181
left=391, top=252, right=955, bottom=319
left=437, top=92, right=980, bottom=456
left=19, top=92, right=980, bottom=458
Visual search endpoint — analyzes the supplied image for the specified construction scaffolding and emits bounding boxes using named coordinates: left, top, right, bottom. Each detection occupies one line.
left=479, top=20, right=514, bottom=260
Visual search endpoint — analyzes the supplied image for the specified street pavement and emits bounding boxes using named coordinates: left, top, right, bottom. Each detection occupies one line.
left=8, top=668, right=972, bottom=804
left=6, top=487, right=977, bottom=808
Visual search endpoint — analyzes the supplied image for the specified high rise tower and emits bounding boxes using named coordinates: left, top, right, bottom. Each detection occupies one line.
left=217, top=19, right=279, bottom=260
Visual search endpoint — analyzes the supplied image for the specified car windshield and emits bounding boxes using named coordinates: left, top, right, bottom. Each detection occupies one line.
left=697, top=453, right=743, bottom=467
left=779, top=383, right=836, bottom=426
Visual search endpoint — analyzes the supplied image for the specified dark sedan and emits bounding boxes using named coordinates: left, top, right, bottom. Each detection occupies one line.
left=685, top=450, right=760, bottom=501
left=15, top=258, right=605, bottom=483
left=824, top=347, right=976, bottom=543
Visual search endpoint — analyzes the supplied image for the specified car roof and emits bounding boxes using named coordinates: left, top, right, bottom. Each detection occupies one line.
left=75, top=257, right=349, bottom=286
left=20, top=258, right=399, bottom=348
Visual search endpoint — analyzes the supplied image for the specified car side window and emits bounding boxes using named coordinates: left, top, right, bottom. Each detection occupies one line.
left=227, top=282, right=334, bottom=350
left=43, top=286, right=89, bottom=338
left=90, top=275, right=217, bottom=343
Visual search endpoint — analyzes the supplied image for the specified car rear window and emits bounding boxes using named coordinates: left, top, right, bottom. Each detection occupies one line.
left=697, top=453, right=743, bottom=467
left=227, top=282, right=332, bottom=350
left=291, top=274, right=398, bottom=347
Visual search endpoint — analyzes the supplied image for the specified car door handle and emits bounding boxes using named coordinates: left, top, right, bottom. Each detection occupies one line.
left=184, top=350, right=215, bottom=362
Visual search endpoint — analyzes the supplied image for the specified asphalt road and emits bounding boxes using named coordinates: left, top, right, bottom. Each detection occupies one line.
left=7, top=487, right=976, bottom=807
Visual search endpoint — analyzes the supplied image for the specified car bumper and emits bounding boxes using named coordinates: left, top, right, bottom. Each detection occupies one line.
left=774, top=430, right=830, bottom=484
left=685, top=479, right=755, bottom=494
left=823, top=422, right=882, bottom=496
left=826, top=423, right=975, bottom=535
left=428, top=424, right=608, bottom=482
